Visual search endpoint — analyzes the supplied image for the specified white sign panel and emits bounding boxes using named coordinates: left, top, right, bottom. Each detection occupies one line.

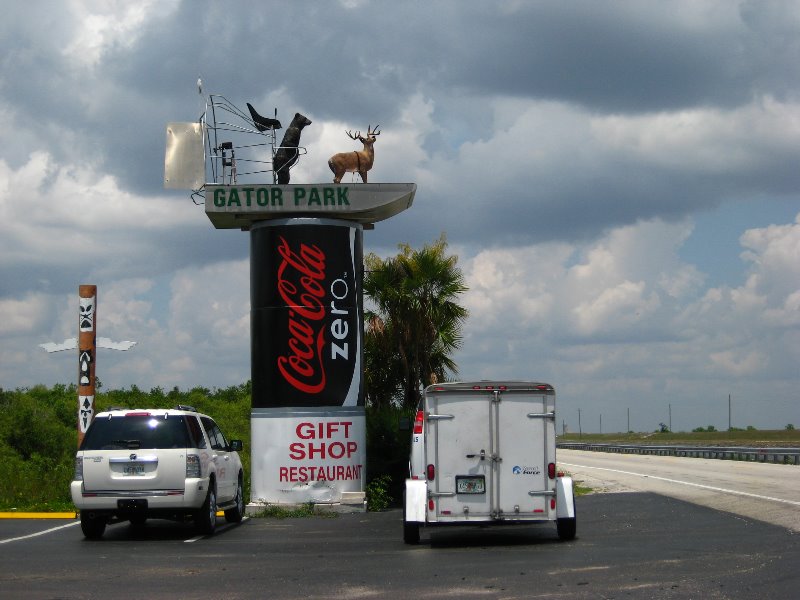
left=251, top=408, right=365, bottom=504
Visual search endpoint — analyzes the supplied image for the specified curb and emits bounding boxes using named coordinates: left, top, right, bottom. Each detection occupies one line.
left=0, top=511, right=225, bottom=519
left=0, top=512, right=78, bottom=519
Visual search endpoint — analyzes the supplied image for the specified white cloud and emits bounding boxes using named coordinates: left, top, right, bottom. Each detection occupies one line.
left=0, top=293, right=50, bottom=336
left=62, top=0, right=178, bottom=68
left=169, top=260, right=249, bottom=337
left=572, top=280, right=660, bottom=336
left=592, top=96, right=800, bottom=174
left=740, top=214, right=800, bottom=299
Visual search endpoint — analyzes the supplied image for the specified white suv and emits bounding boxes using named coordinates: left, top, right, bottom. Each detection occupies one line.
left=71, top=406, right=244, bottom=539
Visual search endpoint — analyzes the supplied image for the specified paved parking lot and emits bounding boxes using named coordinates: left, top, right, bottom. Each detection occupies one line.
left=1, top=493, right=798, bottom=599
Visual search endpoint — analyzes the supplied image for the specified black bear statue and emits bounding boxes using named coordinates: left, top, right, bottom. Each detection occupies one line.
left=273, top=112, right=312, bottom=184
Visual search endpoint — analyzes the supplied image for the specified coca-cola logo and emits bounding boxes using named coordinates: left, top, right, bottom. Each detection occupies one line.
left=250, top=223, right=361, bottom=408
left=276, top=236, right=327, bottom=394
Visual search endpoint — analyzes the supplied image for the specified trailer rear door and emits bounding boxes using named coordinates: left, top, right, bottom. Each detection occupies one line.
left=426, top=382, right=555, bottom=521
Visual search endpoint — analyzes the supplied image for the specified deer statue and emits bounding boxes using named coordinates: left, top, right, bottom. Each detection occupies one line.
left=328, top=125, right=380, bottom=183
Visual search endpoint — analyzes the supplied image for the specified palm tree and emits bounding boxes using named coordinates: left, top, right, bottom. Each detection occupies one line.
left=363, top=235, right=468, bottom=410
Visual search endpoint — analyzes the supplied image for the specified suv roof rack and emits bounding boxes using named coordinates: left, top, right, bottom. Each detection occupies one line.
left=175, top=404, right=198, bottom=412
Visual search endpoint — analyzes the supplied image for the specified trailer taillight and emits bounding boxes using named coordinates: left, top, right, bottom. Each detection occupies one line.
left=413, top=410, right=424, bottom=434
left=548, top=462, right=556, bottom=479
left=426, top=464, right=435, bottom=480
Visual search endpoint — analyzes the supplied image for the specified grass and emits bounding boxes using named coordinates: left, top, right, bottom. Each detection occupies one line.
left=250, top=502, right=338, bottom=519
left=558, top=429, right=800, bottom=446
left=556, top=469, right=593, bottom=496
left=0, top=500, right=77, bottom=513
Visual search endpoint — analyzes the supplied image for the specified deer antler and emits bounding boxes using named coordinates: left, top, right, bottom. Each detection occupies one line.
left=368, top=125, right=380, bottom=137
left=346, top=130, right=361, bottom=140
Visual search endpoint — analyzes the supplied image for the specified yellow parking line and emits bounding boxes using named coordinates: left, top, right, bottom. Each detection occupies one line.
left=0, top=511, right=223, bottom=519
left=0, top=512, right=77, bottom=519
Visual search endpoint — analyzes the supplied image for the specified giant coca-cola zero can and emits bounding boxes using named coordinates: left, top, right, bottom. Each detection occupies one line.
left=249, top=218, right=365, bottom=504
left=250, top=218, right=364, bottom=408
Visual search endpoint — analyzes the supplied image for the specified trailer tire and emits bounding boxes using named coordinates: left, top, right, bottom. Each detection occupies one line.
left=403, top=520, right=420, bottom=545
left=557, top=497, right=577, bottom=541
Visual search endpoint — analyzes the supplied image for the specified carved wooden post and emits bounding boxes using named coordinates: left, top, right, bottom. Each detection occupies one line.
left=77, top=285, right=97, bottom=447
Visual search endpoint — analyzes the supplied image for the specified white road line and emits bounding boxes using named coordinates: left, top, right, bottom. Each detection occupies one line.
left=561, top=462, right=800, bottom=507
left=0, top=521, right=80, bottom=545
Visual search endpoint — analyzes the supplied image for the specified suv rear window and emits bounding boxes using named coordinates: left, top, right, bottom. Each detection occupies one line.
left=81, top=415, right=191, bottom=450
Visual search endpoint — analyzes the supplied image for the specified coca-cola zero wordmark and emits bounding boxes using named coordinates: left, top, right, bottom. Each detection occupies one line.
left=250, top=220, right=364, bottom=408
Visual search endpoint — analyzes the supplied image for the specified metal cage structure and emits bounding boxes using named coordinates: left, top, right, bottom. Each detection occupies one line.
left=188, top=95, right=307, bottom=202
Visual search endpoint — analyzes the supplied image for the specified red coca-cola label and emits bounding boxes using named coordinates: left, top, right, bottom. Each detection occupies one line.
left=276, top=237, right=327, bottom=394
left=250, top=222, right=363, bottom=408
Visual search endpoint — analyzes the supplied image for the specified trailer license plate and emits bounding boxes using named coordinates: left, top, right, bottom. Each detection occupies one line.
left=123, top=463, right=145, bottom=476
left=456, top=476, right=485, bottom=494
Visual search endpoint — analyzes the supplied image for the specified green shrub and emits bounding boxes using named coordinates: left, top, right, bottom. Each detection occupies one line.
left=366, top=475, right=392, bottom=511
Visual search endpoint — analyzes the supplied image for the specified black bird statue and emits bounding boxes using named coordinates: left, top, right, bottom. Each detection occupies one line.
left=247, top=103, right=282, bottom=131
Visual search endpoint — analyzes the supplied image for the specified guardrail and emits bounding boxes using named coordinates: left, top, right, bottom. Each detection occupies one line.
left=557, top=442, right=800, bottom=465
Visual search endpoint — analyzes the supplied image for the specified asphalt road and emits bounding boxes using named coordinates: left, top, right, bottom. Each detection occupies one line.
left=558, top=448, right=800, bottom=532
left=1, top=492, right=798, bottom=599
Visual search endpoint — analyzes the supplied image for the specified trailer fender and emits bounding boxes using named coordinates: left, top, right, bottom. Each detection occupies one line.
left=556, top=476, right=575, bottom=519
left=405, top=479, right=427, bottom=523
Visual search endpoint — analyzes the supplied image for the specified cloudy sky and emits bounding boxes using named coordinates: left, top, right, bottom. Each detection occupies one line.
left=1, top=0, right=798, bottom=432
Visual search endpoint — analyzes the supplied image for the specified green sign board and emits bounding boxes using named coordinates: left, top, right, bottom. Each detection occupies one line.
left=205, top=183, right=416, bottom=229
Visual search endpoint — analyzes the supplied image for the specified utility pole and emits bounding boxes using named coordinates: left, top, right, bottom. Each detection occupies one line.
left=728, top=394, right=732, bottom=431
left=599, top=414, right=602, bottom=434
left=669, top=403, right=672, bottom=432
left=578, top=408, right=582, bottom=439
left=627, top=407, right=630, bottom=433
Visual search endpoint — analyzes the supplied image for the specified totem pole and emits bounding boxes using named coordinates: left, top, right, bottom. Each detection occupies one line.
left=77, top=285, right=97, bottom=446
left=40, top=285, right=136, bottom=446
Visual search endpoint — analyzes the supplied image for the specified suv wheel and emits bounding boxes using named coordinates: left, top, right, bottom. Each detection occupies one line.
left=225, top=475, right=245, bottom=523
left=80, top=511, right=107, bottom=540
left=195, top=484, right=217, bottom=535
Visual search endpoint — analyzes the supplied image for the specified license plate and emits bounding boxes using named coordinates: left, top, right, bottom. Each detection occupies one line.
left=456, top=476, right=485, bottom=494
left=123, top=464, right=145, bottom=476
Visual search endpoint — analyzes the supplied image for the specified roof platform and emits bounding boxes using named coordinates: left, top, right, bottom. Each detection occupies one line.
left=204, top=182, right=416, bottom=229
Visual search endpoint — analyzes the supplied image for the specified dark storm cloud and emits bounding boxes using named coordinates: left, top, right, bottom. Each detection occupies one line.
left=5, top=0, right=799, bottom=202
left=2, top=0, right=799, bottom=247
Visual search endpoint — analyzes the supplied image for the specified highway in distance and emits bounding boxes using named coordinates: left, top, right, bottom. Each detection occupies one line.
left=559, top=448, right=800, bottom=532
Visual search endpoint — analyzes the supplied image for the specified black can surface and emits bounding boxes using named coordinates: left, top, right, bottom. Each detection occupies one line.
left=250, top=218, right=364, bottom=408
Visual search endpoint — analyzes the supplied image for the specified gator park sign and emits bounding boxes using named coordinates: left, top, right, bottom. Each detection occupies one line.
left=205, top=183, right=416, bottom=229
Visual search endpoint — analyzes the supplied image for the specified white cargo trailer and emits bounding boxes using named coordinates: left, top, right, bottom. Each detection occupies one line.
left=403, top=381, right=576, bottom=544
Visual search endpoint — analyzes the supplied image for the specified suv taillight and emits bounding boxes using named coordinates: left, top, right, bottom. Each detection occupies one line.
left=413, top=410, right=424, bottom=434
left=186, top=454, right=201, bottom=478
left=74, top=457, right=83, bottom=481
